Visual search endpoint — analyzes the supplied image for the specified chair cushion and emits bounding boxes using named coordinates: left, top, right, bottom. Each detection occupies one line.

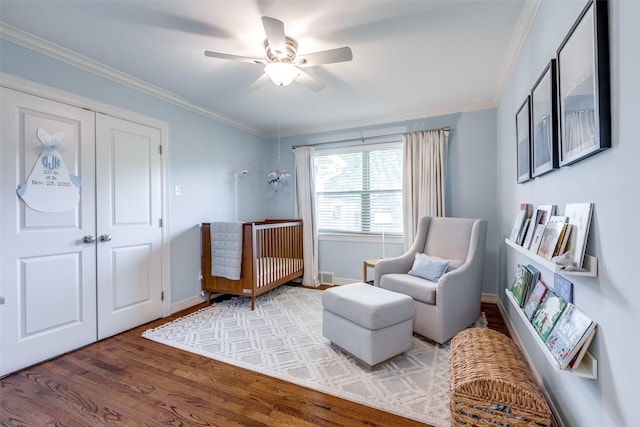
left=379, top=273, right=438, bottom=305
left=408, top=253, right=449, bottom=281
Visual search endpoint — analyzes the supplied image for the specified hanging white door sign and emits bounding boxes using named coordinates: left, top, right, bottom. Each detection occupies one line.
left=16, top=128, right=81, bottom=212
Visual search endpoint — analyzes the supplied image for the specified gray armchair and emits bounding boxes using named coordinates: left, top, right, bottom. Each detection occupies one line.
left=374, top=216, right=487, bottom=344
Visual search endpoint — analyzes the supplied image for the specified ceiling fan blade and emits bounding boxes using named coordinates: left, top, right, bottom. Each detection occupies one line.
left=294, top=69, right=326, bottom=92
left=296, top=47, right=353, bottom=67
left=261, top=16, right=286, bottom=58
left=204, top=50, right=265, bottom=64
left=247, top=73, right=271, bottom=90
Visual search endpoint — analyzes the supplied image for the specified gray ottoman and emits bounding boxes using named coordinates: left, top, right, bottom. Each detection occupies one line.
left=322, top=282, right=415, bottom=367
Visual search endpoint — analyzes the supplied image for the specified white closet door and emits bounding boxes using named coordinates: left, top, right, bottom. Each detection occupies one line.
left=0, top=88, right=97, bottom=376
left=95, top=114, right=163, bottom=340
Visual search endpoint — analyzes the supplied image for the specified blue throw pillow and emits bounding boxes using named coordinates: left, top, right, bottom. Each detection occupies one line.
left=408, top=253, right=449, bottom=281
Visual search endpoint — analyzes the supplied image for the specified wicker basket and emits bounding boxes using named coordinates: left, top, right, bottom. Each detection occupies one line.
left=450, top=328, right=551, bottom=427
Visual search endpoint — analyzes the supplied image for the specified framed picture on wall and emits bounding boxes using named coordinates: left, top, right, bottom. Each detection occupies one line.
left=530, top=59, right=559, bottom=177
left=557, top=0, right=611, bottom=166
left=515, top=96, right=532, bottom=183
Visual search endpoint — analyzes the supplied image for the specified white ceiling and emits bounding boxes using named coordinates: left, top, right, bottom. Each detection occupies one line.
left=0, top=0, right=537, bottom=136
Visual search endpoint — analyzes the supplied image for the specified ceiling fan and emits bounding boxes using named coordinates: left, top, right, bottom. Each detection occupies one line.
left=204, top=16, right=353, bottom=92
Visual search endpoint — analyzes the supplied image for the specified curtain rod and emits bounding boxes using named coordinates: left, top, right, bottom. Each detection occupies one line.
left=292, top=127, right=450, bottom=149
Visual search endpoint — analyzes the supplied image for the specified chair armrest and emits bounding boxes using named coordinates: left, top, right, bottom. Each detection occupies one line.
left=375, top=216, right=434, bottom=286
left=374, top=253, right=415, bottom=286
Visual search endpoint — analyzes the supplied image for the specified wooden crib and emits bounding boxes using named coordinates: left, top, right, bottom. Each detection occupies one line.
left=201, top=219, right=304, bottom=309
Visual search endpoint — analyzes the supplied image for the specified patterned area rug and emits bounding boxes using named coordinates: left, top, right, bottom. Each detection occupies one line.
left=142, top=285, right=486, bottom=426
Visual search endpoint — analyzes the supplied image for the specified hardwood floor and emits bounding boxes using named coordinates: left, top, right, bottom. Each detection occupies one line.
left=0, top=288, right=509, bottom=427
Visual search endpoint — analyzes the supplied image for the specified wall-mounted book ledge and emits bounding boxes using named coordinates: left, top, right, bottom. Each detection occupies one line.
left=505, top=289, right=597, bottom=379
left=505, top=239, right=597, bottom=277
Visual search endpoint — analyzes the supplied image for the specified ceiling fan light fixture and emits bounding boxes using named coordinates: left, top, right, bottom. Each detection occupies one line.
left=265, top=62, right=299, bottom=87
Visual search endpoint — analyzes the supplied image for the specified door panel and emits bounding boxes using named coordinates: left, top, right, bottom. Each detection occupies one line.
left=113, top=135, right=152, bottom=225
left=0, top=87, right=97, bottom=377
left=113, top=244, right=152, bottom=308
left=22, top=253, right=82, bottom=335
left=96, top=114, right=162, bottom=340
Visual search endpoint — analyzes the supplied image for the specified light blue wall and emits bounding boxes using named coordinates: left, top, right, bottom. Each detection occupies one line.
left=497, top=1, right=640, bottom=425
left=265, top=109, right=499, bottom=290
left=0, top=39, right=269, bottom=304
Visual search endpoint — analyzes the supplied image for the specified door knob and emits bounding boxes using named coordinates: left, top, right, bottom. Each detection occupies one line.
left=99, top=234, right=112, bottom=242
left=83, top=235, right=96, bottom=243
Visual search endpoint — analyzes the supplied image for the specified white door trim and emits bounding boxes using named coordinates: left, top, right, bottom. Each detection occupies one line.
left=1, top=72, right=172, bottom=317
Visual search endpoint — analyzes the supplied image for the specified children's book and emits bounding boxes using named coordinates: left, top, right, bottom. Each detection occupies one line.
left=545, top=304, right=596, bottom=369
left=532, top=291, right=567, bottom=341
left=548, top=215, right=569, bottom=223
left=523, top=209, right=547, bottom=249
left=524, top=279, right=548, bottom=320
left=511, top=264, right=532, bottom=307
left=517, top=218, right=531, bottom=245
left=520, top=203, right=533, bottom=218
left=537, top=223, right=566, bottom=260
left=510, top=210, right=528, bottom=242
left=564, top=202, right=593, bottom=268
left=553, top=223, right=573, bottom=257
left=529, top=224, right=546, bottom=254
left=537, top=205, right=557, bottom=225
left=553, top=274, right=573, bottom=303
left=524, top=264, right=540, bottom=298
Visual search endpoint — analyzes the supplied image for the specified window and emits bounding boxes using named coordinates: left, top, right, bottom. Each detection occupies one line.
left=315, top=142, right=403, bottom=235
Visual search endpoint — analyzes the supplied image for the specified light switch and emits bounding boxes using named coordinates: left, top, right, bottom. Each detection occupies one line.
left=174, top=185, right=182, bottom=196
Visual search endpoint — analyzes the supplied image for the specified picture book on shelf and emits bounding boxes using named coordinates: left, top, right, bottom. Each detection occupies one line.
left=517, top=219, right=531, bottom=245
left=509, top=210, right=528, bottom=243
left=532, top=291, right=567, bottom=341
left=537, top=205, right=557, bottom=225
left=523, top=209, right=548, bottom=249
left=554, top=274, right=574, bottom=303
left=553, top=224, right=573, bottom=257
left=564, top=202, right=593, bottom=268
left=520, top=203, right=533, bottom=218
left=548, top=215, right=569, bottom=224
left=544, top=304, right=597, bottom=369
left=526, top=264, right=540, bottom=282
left=524, top=279, right=548, bottom=320
left=512, top=264, right=533, bottom=307
left=529, top=224, right=546, bottom=254
left=522, top=222, right=536, bottom=250
left=537, top=222, right=566, bottom=260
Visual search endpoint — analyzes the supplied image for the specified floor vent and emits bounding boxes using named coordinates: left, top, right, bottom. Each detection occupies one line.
left=319, top=271, right=334, bottom=285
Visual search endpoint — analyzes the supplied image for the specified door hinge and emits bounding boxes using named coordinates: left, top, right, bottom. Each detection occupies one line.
left=159, top=218, right=163, bottom=227
left=159, top=145, right=163, bottom=155
left=161, top=291, right=164, bottom=301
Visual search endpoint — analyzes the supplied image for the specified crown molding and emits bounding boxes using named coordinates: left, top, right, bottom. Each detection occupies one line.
left=492, top=0, right=542, bottom=102
left=0, top=23, right=268, bottom=138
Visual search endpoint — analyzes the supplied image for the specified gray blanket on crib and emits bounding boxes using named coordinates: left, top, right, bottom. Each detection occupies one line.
left=210, top=222, right=243, bottom=280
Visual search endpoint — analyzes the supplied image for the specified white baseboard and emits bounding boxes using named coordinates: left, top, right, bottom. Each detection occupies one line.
left=333, top=277, right=358, bottom=285
left=170, top=295, right=205, bottom=315
left=481, top=293, right=498, bottom=303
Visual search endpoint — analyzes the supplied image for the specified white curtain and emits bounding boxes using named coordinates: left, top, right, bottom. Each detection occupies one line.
left=402, top=128, right=449, bottom=249
left=294, top=146, right=319, bottom=287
